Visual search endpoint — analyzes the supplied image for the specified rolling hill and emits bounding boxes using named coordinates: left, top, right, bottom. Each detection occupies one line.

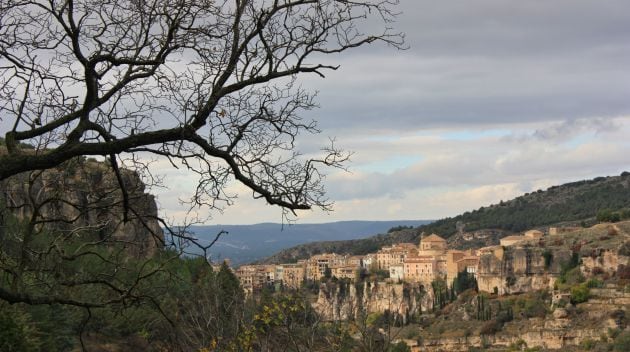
left=260, top=172, right=630, bottom=264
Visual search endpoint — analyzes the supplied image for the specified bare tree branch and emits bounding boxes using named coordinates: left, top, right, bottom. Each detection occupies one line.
left=1, top=0, right=403, bottom=213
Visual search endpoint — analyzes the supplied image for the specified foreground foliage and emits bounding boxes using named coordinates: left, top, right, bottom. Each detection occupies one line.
left=0, top=250, right=409, bottom=351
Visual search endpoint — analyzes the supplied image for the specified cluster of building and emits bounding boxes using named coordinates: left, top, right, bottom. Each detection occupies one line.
left=235, top=253, right=364, bottom=294
left=234, top=227, right=566, bottom=294
left=234, top=233, right=481, bottom=295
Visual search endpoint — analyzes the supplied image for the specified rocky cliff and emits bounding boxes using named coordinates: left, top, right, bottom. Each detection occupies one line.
left=420, top=287, right=630, bottom=351
left=421, top=321, right=602, bottom=351
left=477, top=223, right=630, bottom=295
left=0, top=157, right=163, bottom=257
left=582, top=247, right=630, bottom=277
left=314, top=281, right=431, bottom=323
left=477, top=246, right=572, bottom=295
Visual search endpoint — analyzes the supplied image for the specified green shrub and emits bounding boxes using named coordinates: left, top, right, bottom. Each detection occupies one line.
left=571, top=284, right=590, bottom=304
left=613, top=331, right=630, bottom=351
left=586, top=278, right=604, bottom=288
left=597, top=209, right=621, bottom=223
left=508, top=339, right=527, bottom=351
left=608, top=328, right=621, bottom=339
left=511, top=291, right=549, bottom=318
left=0, top=307, right=39, bottom=352
left=389, top=341, right=411, bottom=352
left=403, top=329, right=419, bottom=340
left=560, top=267, right=585, bottom=286
left=523, top=298, right=547, bottom=318
left=581, top=338, right=596, bottom=350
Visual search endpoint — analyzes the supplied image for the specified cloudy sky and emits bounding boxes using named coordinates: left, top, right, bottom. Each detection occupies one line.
left=155, top=0, right=630, bottom=225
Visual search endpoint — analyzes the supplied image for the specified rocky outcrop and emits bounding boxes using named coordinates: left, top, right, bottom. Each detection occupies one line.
left=1, top=158, right=163, bottom=258
left=421, top=287, right=630, bottom=351
left=421, top=321, right=602, bottom=351
left=314, top=281, right=431, bottom=323
left=477, top=246, right=572, bottom=295
left=581, top=248, right=629, bottom=277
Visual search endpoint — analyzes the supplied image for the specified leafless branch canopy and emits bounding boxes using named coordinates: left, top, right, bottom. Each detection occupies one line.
left=1, top=0, right=403, bottom=213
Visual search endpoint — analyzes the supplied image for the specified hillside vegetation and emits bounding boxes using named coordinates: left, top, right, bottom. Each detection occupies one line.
left=262, top=172, right=630, bottom=264
left=425, top=172, right=630, bottom=236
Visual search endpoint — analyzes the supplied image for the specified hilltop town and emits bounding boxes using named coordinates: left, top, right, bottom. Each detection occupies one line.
left=231, top=222, right=630, bottom=351
left=233, top=228, right=555, bottom=295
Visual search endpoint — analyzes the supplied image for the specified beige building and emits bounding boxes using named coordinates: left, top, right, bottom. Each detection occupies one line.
left=234, top=233, right=482, bottom=293
left=446, top=250, right=466, bottom=284
left=306, top=253, right=347, bottom=281
left=376, top=243, right=417, bottom=270
left=400, top=234, right=479, bottom=285
left=445, top=249, right=479, bottom=285
left=525, top=230, right=544, bottom=238
left=235, top=265, right=256, bottom=294
left=403, top=256, right=438, bottom=283
left=456, top=256, right=480, bottom=277
left=282, top=262, right=305, bottom=289
left=235, top=264, right=277, bottom=294
left=418, top=234, right=448, bottom=256
left=302, top=253, right=362, bottom=281
left=500, top=229, right=545, bottom=247
left=347, top=255, right=364, bottom=267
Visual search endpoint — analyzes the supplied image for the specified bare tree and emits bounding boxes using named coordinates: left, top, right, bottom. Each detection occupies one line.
left=0, top=1, right=403, bottom=347
left=0, top=0, right=403, bottom=213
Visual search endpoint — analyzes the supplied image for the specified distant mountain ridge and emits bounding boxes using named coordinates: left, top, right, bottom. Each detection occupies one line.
left=260, top=172, right=630, bottom=264
left=185, top=220, right=432, bottom=265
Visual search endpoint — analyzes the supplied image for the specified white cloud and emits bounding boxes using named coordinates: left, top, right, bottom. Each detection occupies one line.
left=150, top=117, right=630, bottom=224
left=147, top=0, right=630, bottom=224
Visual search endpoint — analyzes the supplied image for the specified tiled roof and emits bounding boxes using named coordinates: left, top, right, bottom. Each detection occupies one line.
left=422, top=234, right=446, bottom=242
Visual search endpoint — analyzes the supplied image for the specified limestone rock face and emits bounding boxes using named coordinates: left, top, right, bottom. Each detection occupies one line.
left=1, top=159, right=163, bottom=258
left=552, top=308, right=568, bottom=319
left=581, top=248, right=629, bottom=277
left=421, top=316, right=608, bottom=351
left=477, top=246, right=572, bottom=295
left=314, top=281, right=430, bottom=323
